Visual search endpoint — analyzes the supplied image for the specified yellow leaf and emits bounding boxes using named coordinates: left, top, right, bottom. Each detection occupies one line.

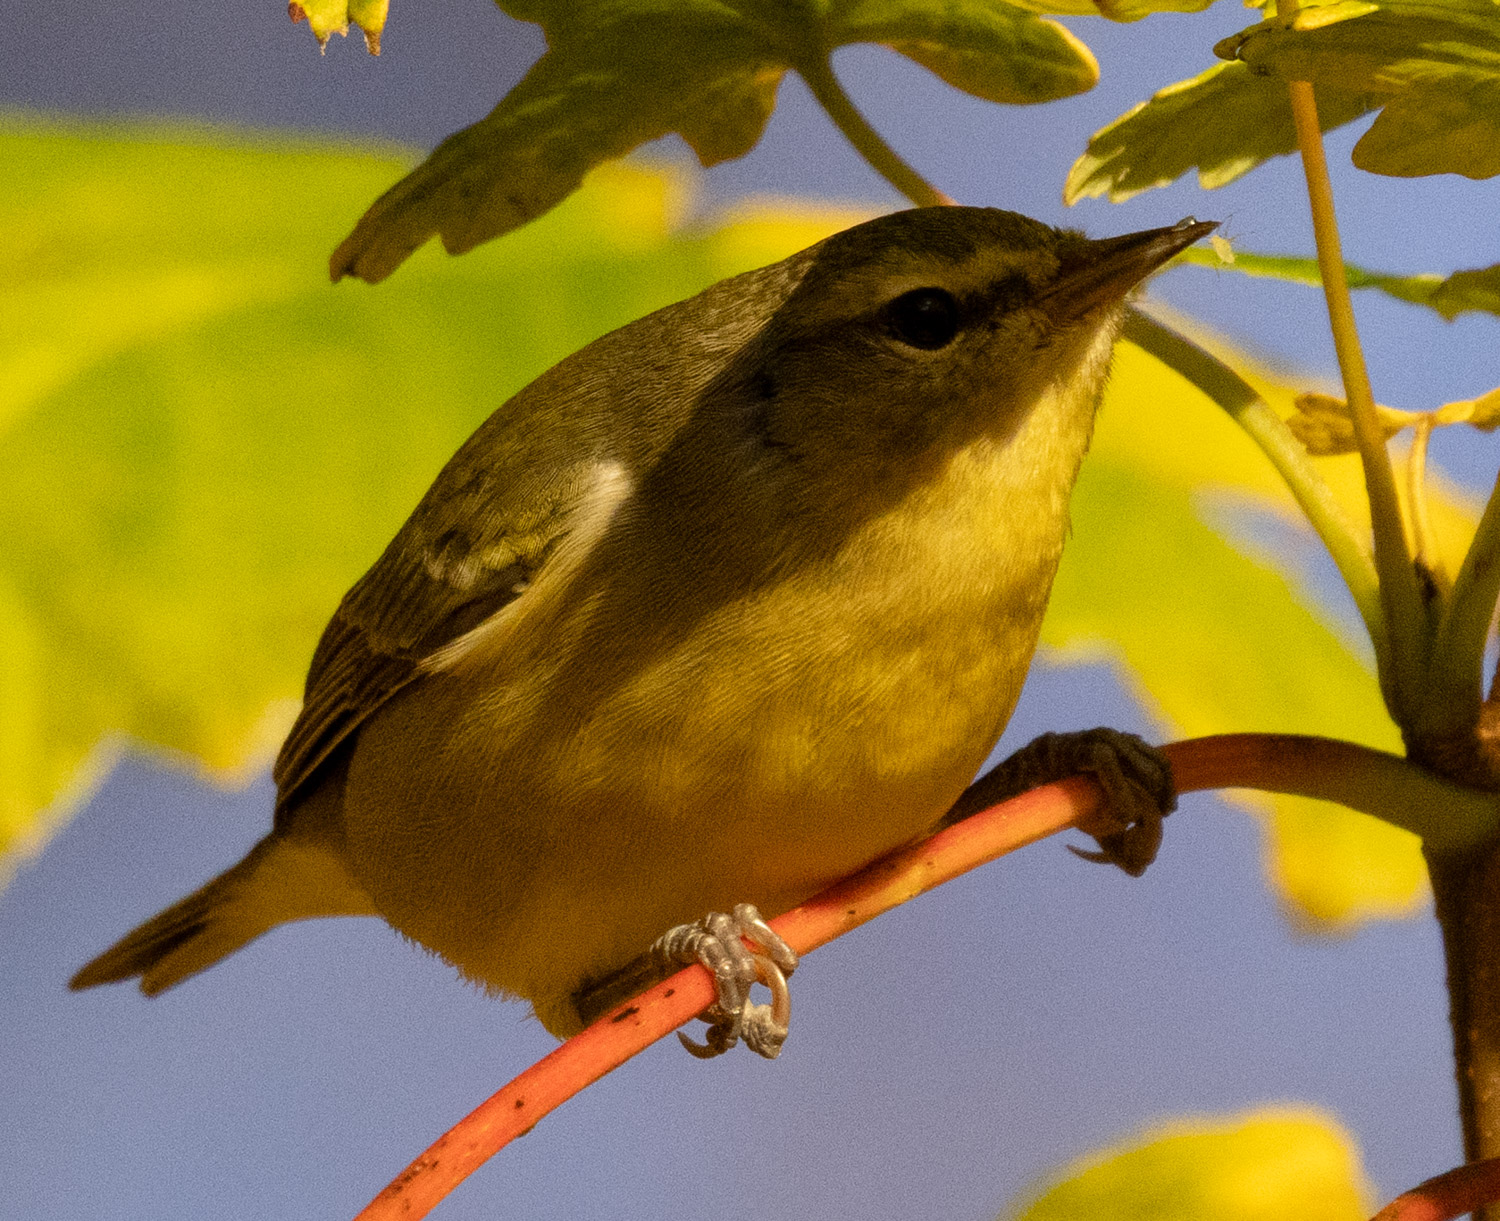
left=288, top=0, right=385, bottom=54
left=1006, top=1108, right=1373, bottom=1221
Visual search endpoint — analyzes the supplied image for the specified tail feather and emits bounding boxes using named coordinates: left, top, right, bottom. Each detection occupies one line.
left=70, top=831, right=377, bottom=995
left=70, top=851, right=271, bottom=994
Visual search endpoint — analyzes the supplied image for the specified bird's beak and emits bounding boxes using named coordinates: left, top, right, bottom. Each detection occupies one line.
left=1040, top=218, right=1219, bottom=321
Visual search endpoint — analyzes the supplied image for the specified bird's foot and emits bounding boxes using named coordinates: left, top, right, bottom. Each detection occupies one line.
left=654, top=903, right=798, bottom=1060
left=943, top=728, right=1176, bottom=876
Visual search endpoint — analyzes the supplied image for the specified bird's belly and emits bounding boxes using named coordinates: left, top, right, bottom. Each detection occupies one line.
left=341, top=443, right=1068, bottom=1033
left=342, top=578, right=1036, bottom=1035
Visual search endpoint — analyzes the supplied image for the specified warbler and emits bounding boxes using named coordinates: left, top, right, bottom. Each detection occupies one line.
left=72, top=207, right=1210, bottom=1054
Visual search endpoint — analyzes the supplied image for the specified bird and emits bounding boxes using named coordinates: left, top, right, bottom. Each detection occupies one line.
left=72, top=206, right=1211, bottom=1055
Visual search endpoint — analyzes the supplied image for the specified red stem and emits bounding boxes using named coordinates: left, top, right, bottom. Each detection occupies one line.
left=1372, top=1157, right=1500, bottom=1221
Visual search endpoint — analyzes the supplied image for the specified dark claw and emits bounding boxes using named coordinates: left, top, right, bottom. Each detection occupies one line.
left=679, top=1021, right=740, bottom=1059
left=944, top=727, right=1176, bottom=876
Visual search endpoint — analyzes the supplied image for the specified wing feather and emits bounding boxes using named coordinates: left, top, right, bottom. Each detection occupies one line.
left=269, top=253, right=807, bottom=819
left=271, top=568, right=525, bottom=811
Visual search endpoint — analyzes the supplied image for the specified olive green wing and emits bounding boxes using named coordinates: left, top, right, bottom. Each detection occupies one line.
left=270, top=418, right=589, bottom=815
left=269, top=255, right=801, bottom=817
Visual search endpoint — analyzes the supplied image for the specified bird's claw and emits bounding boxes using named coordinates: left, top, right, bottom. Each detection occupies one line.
left=945, top=727, right=1175, bottom=876
left=1054, top=728, right=1174, bottom=876
left=655, top=903, right=797, bottom=1060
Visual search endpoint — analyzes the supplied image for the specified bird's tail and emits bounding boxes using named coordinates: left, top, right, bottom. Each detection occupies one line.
left=70, top=831, right=375, bottom=995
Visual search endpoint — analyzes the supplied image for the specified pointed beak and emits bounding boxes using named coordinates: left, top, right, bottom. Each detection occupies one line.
left=1039, top=218, right=1219, bottom=321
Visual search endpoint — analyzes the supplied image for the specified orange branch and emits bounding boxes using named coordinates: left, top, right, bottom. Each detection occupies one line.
left=352, top=732, right=1457, bottom=1221
left=353, top=770, right=1093, bottom=1221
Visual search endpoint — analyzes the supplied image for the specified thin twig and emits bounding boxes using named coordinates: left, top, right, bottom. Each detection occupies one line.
left=1408, top=415, right=1439, bottom=584
left=1282, top=62, right=1427, bottom=718
left=1433, top=468, right=1500, bottom=723
left=1371, top=1156, right=1500, bottom=1221
left=796, top=53, right=953, bottom=209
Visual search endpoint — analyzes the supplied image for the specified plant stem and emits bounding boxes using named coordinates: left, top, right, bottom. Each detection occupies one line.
left=1427, top=473, right=1500, bottom=1200
left=1427, top=848, right=1500, bottom=1206
left=1122, top=308, right=1390, bottom=680
left=1408, top=415, right=1438, bottom=584
left=1371, top=1156, right=1500, bottom=1221
left=1434, top=471, right=1500, bottom=732
left=797, top=52, right=953, bottom=209
left=1166, top=733, right=1496, bottom=851
left=1271, top=4, right=1500, bottom=1191
left=1284, top=75, right=1428, bottom=722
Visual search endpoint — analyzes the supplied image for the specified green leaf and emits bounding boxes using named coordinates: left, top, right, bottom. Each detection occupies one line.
left=1065, top=61, right=1378, bottom=203
left=834, top=0, right=1101, bottom=103
left=332, top=0, right=1099, bottom=282
left=927, top=0, right=1216, bottom=27
left=0, top=116, right=860, bottom=874
left=1216, top=0, right=1500, bottom=179
left=1005, top=1108, right=1372, bottom=1221
left=1438, top=264, right=1500, bottom=316
left=1174, top=245, right=1500, bottom=322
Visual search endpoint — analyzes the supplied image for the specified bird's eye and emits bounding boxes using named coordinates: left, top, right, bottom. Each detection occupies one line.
left=885, top=288, right=960, bottom=350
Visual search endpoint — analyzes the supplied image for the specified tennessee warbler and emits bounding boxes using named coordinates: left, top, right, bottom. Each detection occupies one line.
left=73, top=206, right=1212, bottom=1049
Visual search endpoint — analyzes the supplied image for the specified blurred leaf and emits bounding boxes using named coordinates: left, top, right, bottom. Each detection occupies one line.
left=2, top=119, right=1466, bottom=932
left=0, top=117, right=861, bottom=873
left=1464, top=387, right=1500, bottom=429
left=1216, top=0, right=1500, bottom=178
left=1437, top=264, right=1500, bottom=317
left=1064, top=61, right=1378, bottom=203
left=288, top=0, right=387, bottom=54
left=1285, top=392, right=1406, bottom=456
left=332, top=0, right=1099, bottom=282
left=1285, top=388, right=1500, bottom=456
left=996, top=0, right=1217, bottom=23
left=1005, top=1108, right=1372, bottom=1221
left=1046, top=320, right=1486, bottom=926
left=1176, top=245, right=1500, bottom=322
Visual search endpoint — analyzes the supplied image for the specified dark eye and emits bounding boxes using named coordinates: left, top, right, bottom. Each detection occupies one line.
left=885, top=287, right=961, bottom=350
